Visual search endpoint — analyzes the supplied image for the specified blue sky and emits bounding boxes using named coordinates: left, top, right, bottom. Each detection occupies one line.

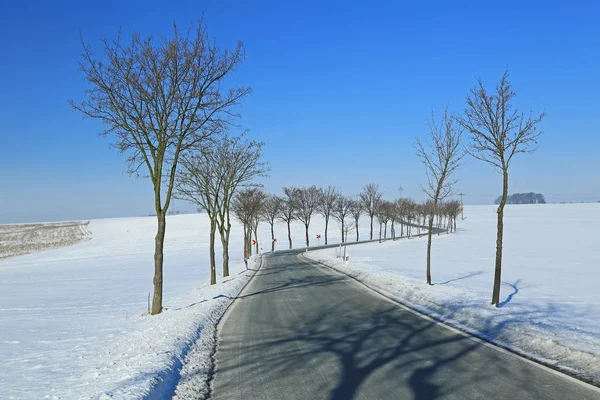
left=1, top=0, right=599, bottom=223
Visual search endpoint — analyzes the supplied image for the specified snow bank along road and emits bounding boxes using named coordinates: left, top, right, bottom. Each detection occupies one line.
left=210, top=250, right=600, bottom=399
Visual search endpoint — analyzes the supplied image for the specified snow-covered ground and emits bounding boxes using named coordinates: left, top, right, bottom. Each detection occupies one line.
left=306, top=203, right=600, bottom=385
left=0, top=221, right=91, bottom=259
left=0, top=212, right=369, bottom=399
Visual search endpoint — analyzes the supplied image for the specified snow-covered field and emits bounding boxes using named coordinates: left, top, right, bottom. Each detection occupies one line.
left=0, top=221, right=91, bottom=259
left=306, top=203, right=600, bottom=385
left=0, top=212, right=366, bottom=399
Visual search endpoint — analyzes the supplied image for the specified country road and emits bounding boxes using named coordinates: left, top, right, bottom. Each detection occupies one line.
left=209, top=249, right=600, bottom=399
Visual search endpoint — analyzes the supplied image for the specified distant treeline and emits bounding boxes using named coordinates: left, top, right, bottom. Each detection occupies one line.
left=495, top=192, right=546, bottom=205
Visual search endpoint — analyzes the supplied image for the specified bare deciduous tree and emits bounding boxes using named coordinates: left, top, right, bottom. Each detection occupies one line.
left=175, top=152, right=221, bottom=285
left=375, top=202, right=390, bottom=241
left=360, top=183, right=383, bottom=240
left=280, top=187, right=297, bottom=249
left=214, top=134, right=267, bottom=277
left=415, top=108, right=463, bottom=285
left=318, top=186, right=340, bottom=245
left=232, top=188, right=265, bottom=260
left=72, top=22, right=251, bottom=314
left=175, top=134, right=266, bottom=283
left=333, top=195, right=353, bottom=243
left=349, top=199, right=363, bottom=242
left=459, top=70, right=545, bottom=306
left=262, top=195, right=283, bottom=251
left=294, top=186, right=321, bottom=247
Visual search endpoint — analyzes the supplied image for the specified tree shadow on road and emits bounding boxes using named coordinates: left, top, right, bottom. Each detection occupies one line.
left=214, top=297, right=536, bottom=399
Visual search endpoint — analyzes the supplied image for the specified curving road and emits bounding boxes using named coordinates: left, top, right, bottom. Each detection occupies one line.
left=209, top=249, right=600, bottom=400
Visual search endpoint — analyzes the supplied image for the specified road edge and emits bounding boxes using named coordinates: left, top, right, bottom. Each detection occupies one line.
left=204, top=254, right=265, bottom=400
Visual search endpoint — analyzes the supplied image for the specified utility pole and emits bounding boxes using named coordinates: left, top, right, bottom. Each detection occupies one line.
left=459, top=192, right=465, bottom=220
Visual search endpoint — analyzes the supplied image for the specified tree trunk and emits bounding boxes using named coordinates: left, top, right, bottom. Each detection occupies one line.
left=341, top=219, right=345, bottom=244
left=245, top=225, right=252, bottom=258
left=247, top=226, right=252, bottom=258
left=270, top=222, right=275, bottom=252
left=220, top=227, right=230, bottom=278
left=305, top=224, right=309, bottom=247
left=492, top=169, right=509, bottom=306
left=151, top=212, right=166, bottom=315
left=454, top=217, right=457, bottom=232
left=369, top=215, right=374, bottom=240
left=324, top=216, right=329, bottom=245
left=254, top=224, right=259, bottom=254
left=287, top=220, right=292, bottom=249
left=355, top=217, right=360, bottom=241
left=209, top=218, right=217, bottom=285
left=243, top=225, right=247, bottom=259
left=426, top=211, right=435, bottom=285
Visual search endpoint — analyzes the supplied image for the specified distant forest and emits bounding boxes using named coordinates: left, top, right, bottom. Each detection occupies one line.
left=495, top=192, right=546, bottom=205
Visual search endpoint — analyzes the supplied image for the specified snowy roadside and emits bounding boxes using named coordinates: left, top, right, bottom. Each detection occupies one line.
left=303, top=207, right=600, bottom=387
left=119, top=257, right=259, bottom=400
left=71, top=258, right=257, bottom=400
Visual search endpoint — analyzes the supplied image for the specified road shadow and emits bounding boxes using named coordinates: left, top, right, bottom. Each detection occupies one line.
left=214, top=291, right=516, bottom=399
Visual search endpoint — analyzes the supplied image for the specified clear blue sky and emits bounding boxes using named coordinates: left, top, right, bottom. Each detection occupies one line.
left=1, top=0, right=599, bottom=223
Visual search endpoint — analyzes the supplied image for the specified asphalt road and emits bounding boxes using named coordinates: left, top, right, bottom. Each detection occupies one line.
left=210, top=249, right=600, bottom=400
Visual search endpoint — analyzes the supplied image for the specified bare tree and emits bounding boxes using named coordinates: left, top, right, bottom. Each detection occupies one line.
left=262, top=195, right=283, bottom=251
left=333, top=195, right=353, bottom=243
left=415, top=108, right=463, bottom=285
left=445, top=200, right=462, bottom=232
left=385, top=201, right=398, bottom=239
left=214, top=134, right=267, bottom=277
left=360, top=183, right=383, bottom=240
left=174, top=152, right=221, bottom=285
left=294, top=186, right=321, bottom=247
left=318, top=186, right=340, bottom=245
left=232, top=188, right=265, bottom=259
left=459, top=70, right=545, bottom=306
left=349, top=199, right=363, bottom=242
left=72, top=22, right=250, bottom=315
left=175, top=133, right=266, bottom=283
left=280, top=187, right=297, bottom=249
left=375, top=201, right=390, bottom=241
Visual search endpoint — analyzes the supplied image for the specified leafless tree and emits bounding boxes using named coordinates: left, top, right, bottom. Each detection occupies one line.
left=415, top=108, right=463, bottom=285
left=349, top=199, right=363, bottom=242
left=262, top=195, right=283, bottom=251
left=71, top=22, right=250, bottom=314
left=175, top=152, right=221, bottom=285
left=403, top=198, right=417, bottom=237
left=175, top=133, right=266, bottom=283
left=376, top=201, right=391, bottom=241
left=385, top=201, right=398, bottom=239
left=214, top=134, right=267, bottom=277
left=459, top=70, right=545, bottom=306
left=232, top=188, right=265, bottom=260
left=280, top=187, right=297, bottom=249
left=318, top=186, right=340, bottom=245
left=333, top=195, right=353, bottom=243
left=293, top=186, right=321, bottom=247
left=445, top=200, right=462, bottom=232
left=360, top=183, right=383, bottom=240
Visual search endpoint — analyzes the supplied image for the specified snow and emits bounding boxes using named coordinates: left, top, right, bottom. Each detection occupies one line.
left=0, top=212, right=367, bottom=399
left=305, top=203, right=600, bottom=385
